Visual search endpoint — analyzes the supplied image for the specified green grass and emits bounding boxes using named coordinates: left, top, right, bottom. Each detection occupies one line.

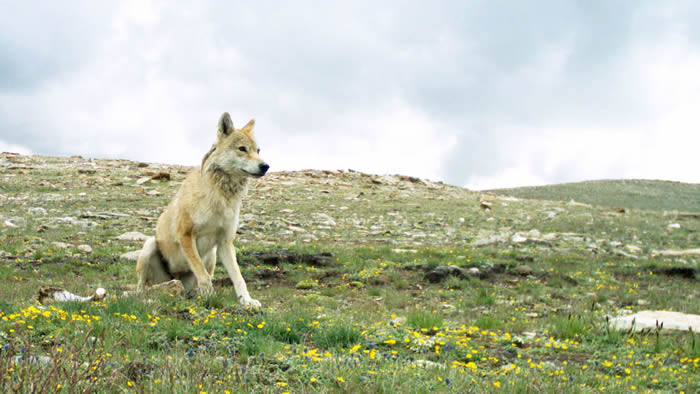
left=0, top=153, right=698, bottom=392
left=474, top=287, right=496, bottom=306
left=407, top=309, right=444, bottom=331
left=487, top=179, right=700, bottom=212
left=551, top=314, right=590, bottom=340
left=312, top=324, right=361, bottom=349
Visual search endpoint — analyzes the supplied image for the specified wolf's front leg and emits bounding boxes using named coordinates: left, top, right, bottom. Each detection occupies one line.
left=179, top=232, right=213, bottom=295
left=218, top=241, right=260, bottom=307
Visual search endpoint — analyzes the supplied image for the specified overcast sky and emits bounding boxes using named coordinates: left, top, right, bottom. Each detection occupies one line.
left=1, top=1, right=699, bottom=189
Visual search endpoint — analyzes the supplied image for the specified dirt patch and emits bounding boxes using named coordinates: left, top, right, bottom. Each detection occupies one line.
left=420, top=262, right=541, bottom=284
left=241, top=250, right=334, bottom=267
left=214, top=268, right=287, bottom=287
left=254, top=268, right=285, bottom=281
left=541, top=272, right=579, bottom=287
left=614, top=266, right=698, bottom=281
left=653, top=266, right=697, bottom=279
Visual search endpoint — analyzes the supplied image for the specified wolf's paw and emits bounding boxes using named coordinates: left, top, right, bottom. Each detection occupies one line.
left=197, top=281, right=214, bottom=296
left=240, top=296, right=261, bottom=308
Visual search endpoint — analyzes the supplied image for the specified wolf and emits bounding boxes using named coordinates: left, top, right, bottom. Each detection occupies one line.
left=135, top=112, right=269, bottom=307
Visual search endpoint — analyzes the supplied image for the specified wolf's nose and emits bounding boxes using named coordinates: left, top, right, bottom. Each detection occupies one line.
left=259, top=163, right=270, bottom=174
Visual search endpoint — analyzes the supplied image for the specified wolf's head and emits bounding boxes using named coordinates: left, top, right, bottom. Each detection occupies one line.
left=202, top=112, right=270, bottom=178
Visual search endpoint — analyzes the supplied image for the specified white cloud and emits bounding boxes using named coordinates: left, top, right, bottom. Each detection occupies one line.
left=1, top=2, right=699, bottom=188
left=0, top=140, right=31, bottom=155
left=261, top=101, right=457, bottom=181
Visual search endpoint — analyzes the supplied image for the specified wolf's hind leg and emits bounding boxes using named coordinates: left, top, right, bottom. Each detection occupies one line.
left=175, top=272, right=197, bottom=294
left=135, top=237, right=171, bottom=292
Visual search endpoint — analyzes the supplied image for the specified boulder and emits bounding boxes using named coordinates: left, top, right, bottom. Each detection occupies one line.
left=425, top=265, right=466, bottom=283
left=651, top=248, right=700, bottom=257
left=77, top=244, right=93, bottom=254
left=609, top=311, right=700, bottom=332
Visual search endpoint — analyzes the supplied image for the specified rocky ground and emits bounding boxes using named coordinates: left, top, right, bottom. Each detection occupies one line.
left=0, top=152, right=698, bottom=392
left=2, top=152, right=696, bottom=261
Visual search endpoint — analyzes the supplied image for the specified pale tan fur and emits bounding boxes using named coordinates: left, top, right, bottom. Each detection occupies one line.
left=135, top=112, right=269, bottom=306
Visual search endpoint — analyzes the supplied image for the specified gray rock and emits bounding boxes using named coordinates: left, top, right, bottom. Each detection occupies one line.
left=120, top=250, right=142, bottom=261
left=10, top=216, right=26, bottom=225
left=522, top=331, right=537, bottom=339
left=525, top=229, right=542, bottom=238
left=77, top=244, right=93, bottom=254
left=466, top=267, right=482, bottom=277
left=54, top=216, right=94, bottom=228
left=312, top=213, right=336, bottom=226
left=11, top=355, right=53, bottom=366
left=51, top=242, right=71, bottom=249
left=609, top=311, right=700, bottom=332
left=411, top=359, right=444, bottom=369
left=392, top=248, right=418, bottom=254
left=28, top=207, right=48, bottom=216
left=425, top=265, right=466, bottom=283
left=651, top=248, right=700, bottom=257
left=614, top=249, right=638, bottom=260
left=511, top=233, right=528, bottom=243
left=567, top=200, right=591, bottom=207
left=512, top=265, right=534, bottom=276
left=625, top=245, right=642, bottom=253
left=117, top=231, right=149, bottom=242
left=542, top=233, right=558, bottom=241
left=474, top=232, right=508, bottom=246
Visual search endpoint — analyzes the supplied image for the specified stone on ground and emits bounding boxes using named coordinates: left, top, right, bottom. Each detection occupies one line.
left=120, top=250, right=142, bottom=261
left=609, top=310, right=700, bottom=332
left=117, top=231, right=149, bottom=242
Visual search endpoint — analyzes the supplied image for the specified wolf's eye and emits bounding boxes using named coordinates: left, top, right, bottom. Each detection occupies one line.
left=257, top=148, right=260, bottom=154
left=238, top=146, right=247, bottom=153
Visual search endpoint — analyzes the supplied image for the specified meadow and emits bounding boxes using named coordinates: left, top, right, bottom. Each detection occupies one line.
left=0, top=153, right=698, bottom=393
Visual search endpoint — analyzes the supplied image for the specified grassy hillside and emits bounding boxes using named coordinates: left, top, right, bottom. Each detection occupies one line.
left=487, top=179, right=700, bottom=212
left=0, top=153, right=698, bottom=393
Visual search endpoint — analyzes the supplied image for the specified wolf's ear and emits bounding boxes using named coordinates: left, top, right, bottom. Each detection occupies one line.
left=217, top=112, right=234, bottom=137
left=241, top=119, right=255, bottom=136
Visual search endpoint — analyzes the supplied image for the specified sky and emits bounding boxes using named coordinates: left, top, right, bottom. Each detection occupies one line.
left=1, top=1, right=699, bottom=190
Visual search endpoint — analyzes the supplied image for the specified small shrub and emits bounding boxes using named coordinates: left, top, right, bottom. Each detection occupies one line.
left=407, top=310, right=443, bottom=331
left=475, top=287, right=495, bottom=306
left=201, top=293, right=226, bottom=309
left=106, top=295, right=152, bottom=317
left=392, top=278, right=410, bottom=290
left=444, top=276, right=470, bottom=290
left=475, top=316, right=503, bottom=330
left=552, top=314, right=589, bottom=339
left=313, top=324, right=360, bottom=349
left=295, top=279, right=318, bottom=289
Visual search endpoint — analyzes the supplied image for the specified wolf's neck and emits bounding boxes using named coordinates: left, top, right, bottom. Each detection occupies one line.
left=207, top=167, right=249, bottom=199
